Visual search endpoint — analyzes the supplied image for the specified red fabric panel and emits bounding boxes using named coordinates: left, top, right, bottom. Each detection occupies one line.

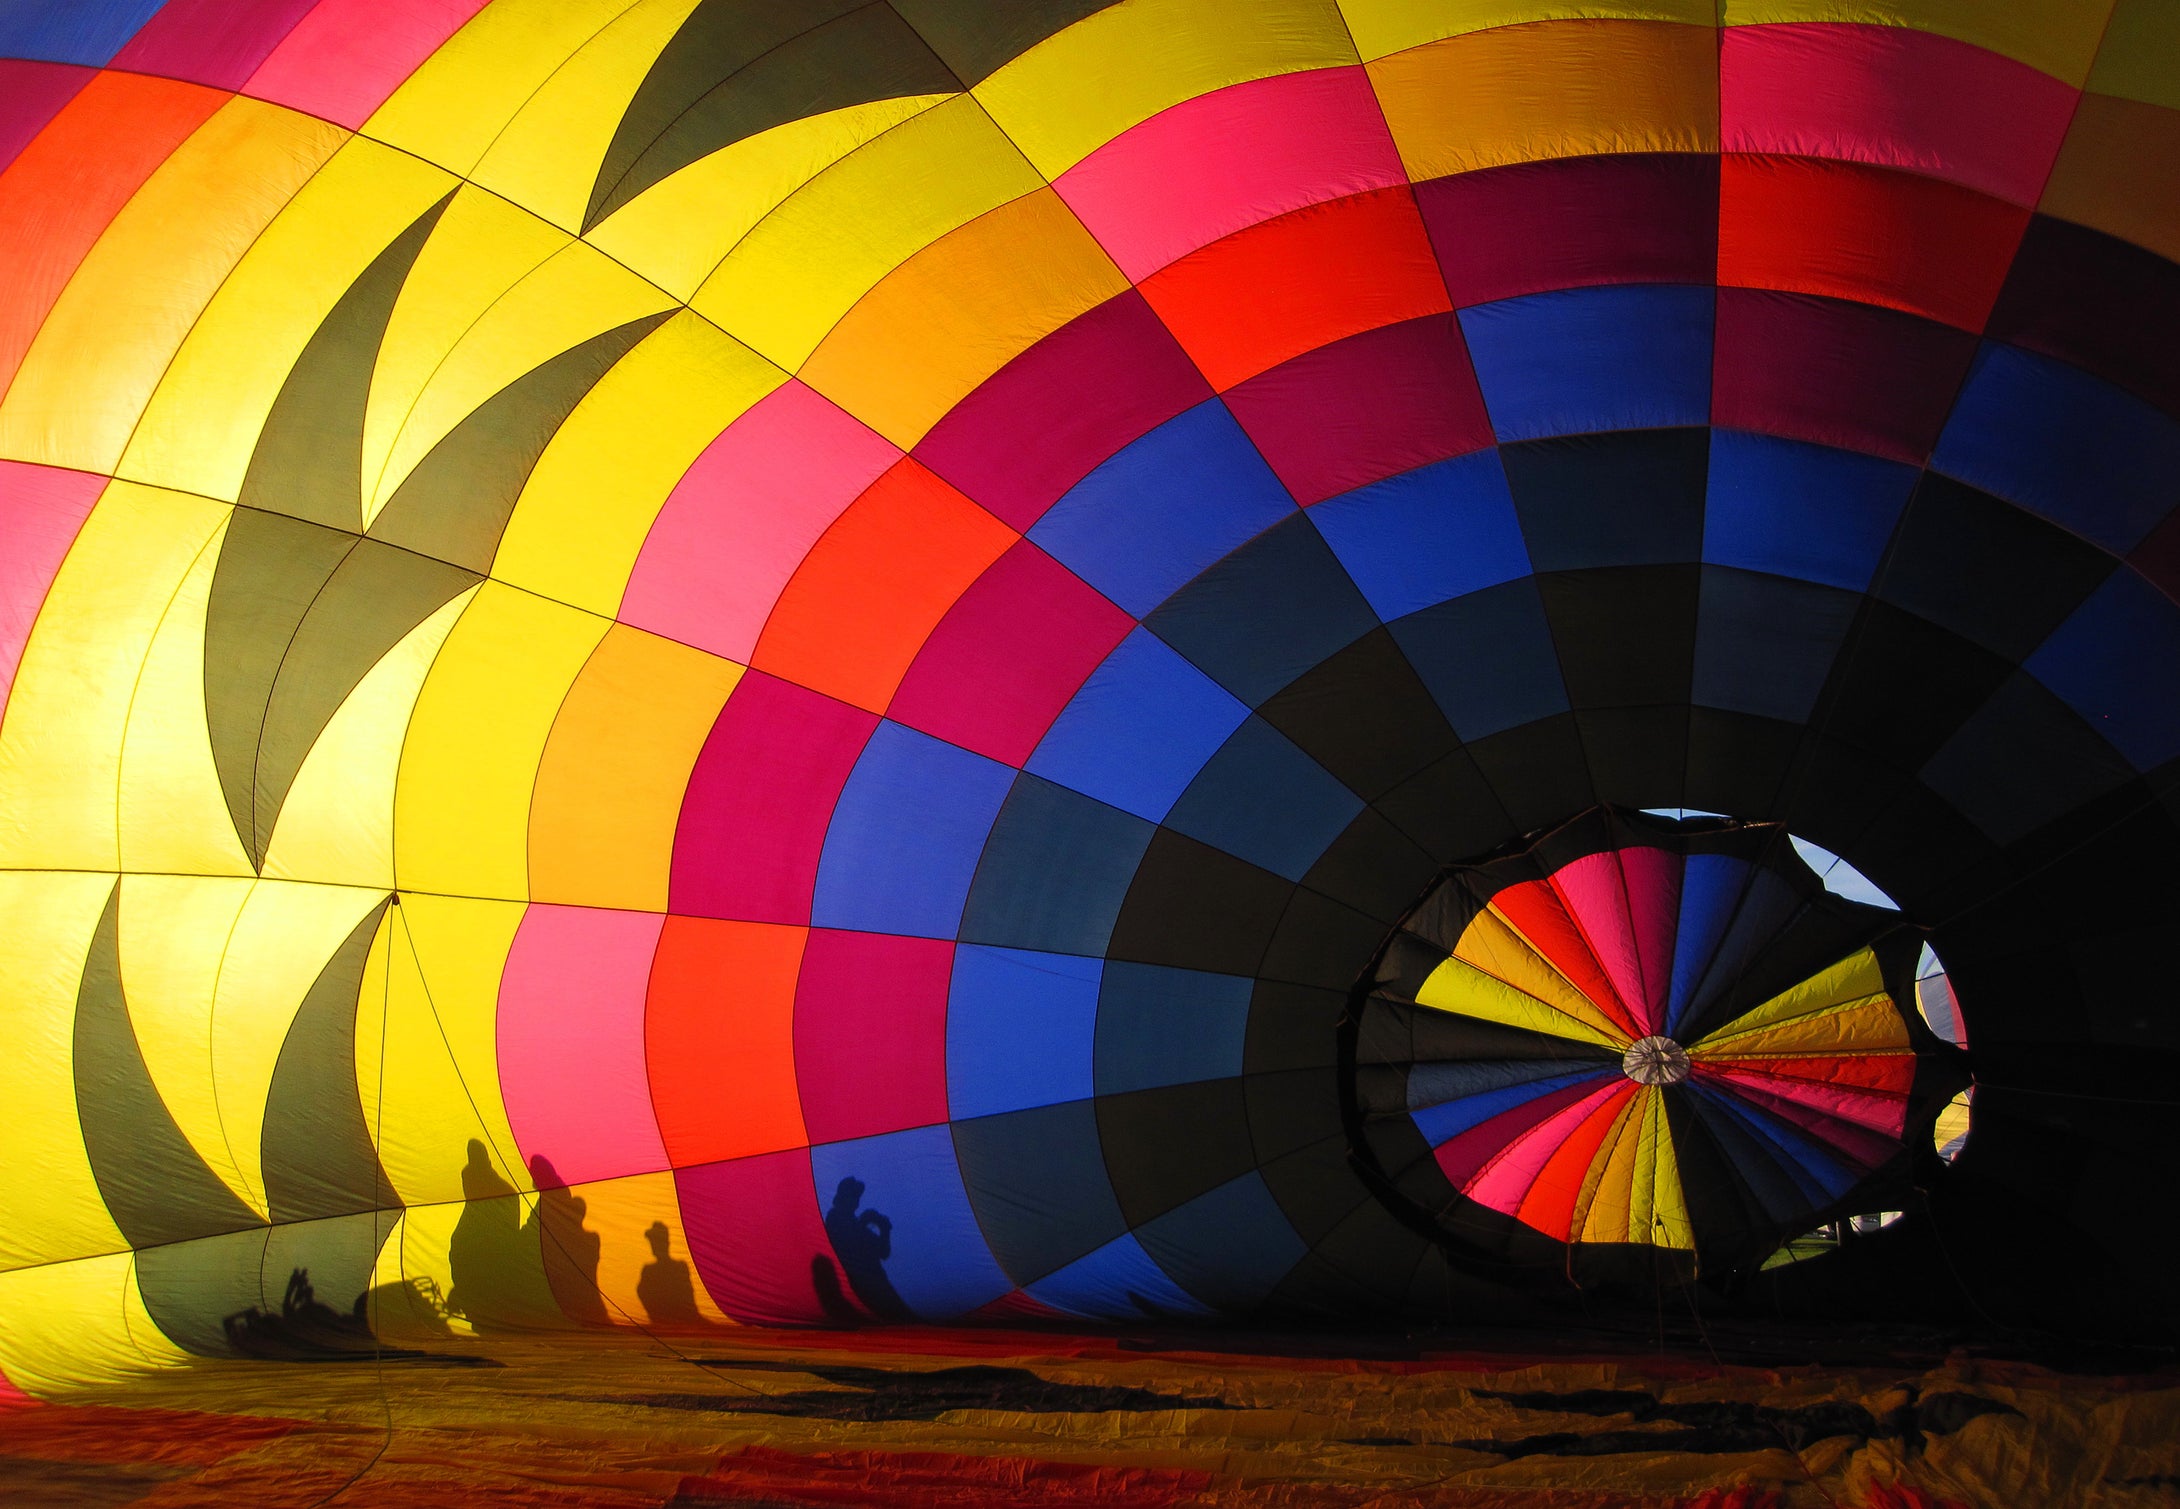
left=677, top=1151, right=830, bottom=1324
left=793, top=930, right=952, bottom=1145
left=1488, top=882, right=1640, bottom=1039
left=0, top=61, right=94, bottom=176
left=111, top=0, right=322, bottom=91
left=1516, top=1081, right=1636, bottom=1241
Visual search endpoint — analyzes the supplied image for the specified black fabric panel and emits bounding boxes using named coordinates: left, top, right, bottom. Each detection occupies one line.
left=1918, top=672, right=2138, bottom=847
left=1372, top=746, right=1520, bottom=865
left=952, top=1100, right=1127, bottom=1285
left=1575, top=704, right=1690, bottom=811
left=1502, top=428, right=1709, bottom=571
left=1243, top=1068, right=1345, bottom=1164
left=1536, top=564, right=1701, bottom=711
left=587, top=2, right=960, bottom=229
left=1298, top=1193, right=1432, bottom=1305
left=1391, top=578, right=1570, bottom=741
left=72, top=888, right=266, bottom=1252
left=1987, top=212, right=2180, bottom=419
left=1258, top=885, right=1388, bottom=991
left=1659, top=1085, right=1769, bottom=1267
left=1243, top=982, right=1345, bottom=1075
left=891, top=0, right=1121, bottom=83
left=1299, top=808, right=1441, bottom=924
left=1405, top=1009, right=1621, bottom=1067
left=1462, top=714, right=1596, bottom=831
left=1823, top=777, right=1999, bottom=920
left=369, top=312, right=671, bottom=572
left=1258, top=1133, right=1376, bottom=1246
left=1143, top=511, right=1381, bottom=707
left=1692, top=566, right=1861, bottom=726
left=262, top=902, right=395, bottom=1224
left=961, top=773, right=1155, bottom=956
left=1801, top=601, right=2013, bottom=767
left=1683, top=707, right=1799, bottom=821
left=1255, top=627, right=1462, bottom=799
left=1095, top=1079, right=1256, bottom=1227
left=1107, top=829, right=1293, bottom=975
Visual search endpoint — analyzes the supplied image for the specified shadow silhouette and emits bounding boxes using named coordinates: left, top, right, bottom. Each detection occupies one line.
left=528, top=1154, right=607, bottom=1327
left=637, top=1220, right=705, bottom=1328
left=446, top=1139, right=559, bottom=1331
left=817, top=1176, right=908, bottom=1323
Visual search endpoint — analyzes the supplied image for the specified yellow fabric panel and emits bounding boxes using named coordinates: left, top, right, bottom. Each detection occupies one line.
left=470, top=0, right=708, bottom=233
left=0, top=97, right=344, bottom=474
left=1368, top=19, right=1719, bottom=182
left=528, top=624, right=743, bottom=911
left=1338, top=1, right=1717, bottom=61
left=2039, top=94, right=2180, bottom=266
left=1695, top=994, right=1911, bottom=1059
left=366, top=1205, right=473, bottom=1339
left=0, top=1253, right=189, bottom=1394
left=2087, top=0, right=2180, bottom=109
left=1452, top=907, right=1628, bottom=1043
left=588, top=95, right=951, bottom=304
left=118, top=139, right=458, bottom=507
left=974, top=0, right=1360, bottom=178
left=1689, top=946, right=1890, bottom=1047
left=569, top=1170, right=737, bottom=1328
left=365, top=0, right=637, bottom=177
left=493, top=313, right=781, bottom=615
left=692, top=94, right=1045, bottom=371
left=394, top=583, right=608, bottom=901
left=1415, top=954, right=1623, bottom=1047
left=1640, top=1089, right=1693, bottom=1249
left=0, top=482, right=226, bottom=873
left=263, top=589, right=476, bottom=889
left=0, top=872, right=126, bottom=1270
left=1717, top=2, right=2113, bottom=86
left=115, top=512, right=251, bottom=877
left=1573, top=1088, right=1646, bottom=1245
left=368, top=232, right=671, bottom=527
left=115, top=872, right=260, bottom=1217
left=356, top=893, right=526, bottom=1210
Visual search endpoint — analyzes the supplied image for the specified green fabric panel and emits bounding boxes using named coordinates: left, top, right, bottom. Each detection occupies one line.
left=261, top=902, right=396, bottom=1225
left=71, top=886, right=266, bottom=1254
left=585, top=1, right=960, bottom=230
left=135, top=1213, right=395, bottom=1358
left=365, top=311, right=672, bottom=572
left=890, top=0, right=1122, bottom=84
left=234, top=194, right=454, bottom=532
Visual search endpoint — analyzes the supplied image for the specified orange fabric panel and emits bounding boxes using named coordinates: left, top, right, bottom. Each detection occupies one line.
left=1516, top=1081, right=1634, bottom=1240
left=1719, top=154, right=2031, bottom=332
left=750, top=458, right=1017, bottom=713
left=2038, top=92, right=2180, bottom=266
left=0, top=71, right=227, bottom=401
left=1138, top=186, right=1452, bottom=392
left=645, top=916, right=808, bottom=1167
left=1485, top=889, right=1639, bottom=1039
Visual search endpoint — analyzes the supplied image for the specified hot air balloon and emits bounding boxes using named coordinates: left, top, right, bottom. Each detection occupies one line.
left=1, top=0, right=2178, bottom=1416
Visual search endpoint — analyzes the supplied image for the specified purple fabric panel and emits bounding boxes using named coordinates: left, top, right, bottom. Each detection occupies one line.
left=1988, top=215, right=2180, bottom=422
left=676, top=1151, right=831, bottom=1324
left=914, top=290, right=1212, bottom=531
left=1419, top=152, right=1720, bottom=309
left=1713, top=287, right=1979, bottom=465
left=670, top=672, right=879, bottom=924
left=0, top=61, right=94, bottom=174
left=1223, top=313, right=1494, bottom=505
left=110, top=0, right=323, bottom=90
left=793, top=929, right=953, bottom=1145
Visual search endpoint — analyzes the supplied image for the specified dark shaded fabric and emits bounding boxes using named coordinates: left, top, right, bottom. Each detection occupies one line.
left=261, top=902, right=395, bottom=1224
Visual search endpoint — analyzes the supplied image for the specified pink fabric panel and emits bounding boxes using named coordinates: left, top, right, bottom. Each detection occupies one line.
left=1702, top=1065, right=1908, bottom=1143
left=623, top=381, right=900, bottom=664
left=1431, top=1075, right=1608, bottom=1186
left=0, top=62, right=94, bottom=176
left=0, top=463, right=104, bottom=733
left=677, top=1149, right=828, bottom=1324
left=498, top=905, right=669, bottom=1187
left=244, top=0, right=490, bottom=129
left=1465, top=1081, right=1626, bottom=1215
left=113, top=0, right=323, bottom=92
left=1553, top=847, right=1682, bottom=1035
left=1722, top=23, right=2077, bottom=208
left=670, top=673, right=879, bottom=923
left=887, top=542, right=1132, bottom=766
left=1055, top=66, right=1407, bottom=282
left=793, top=930, right=952, bottom=1145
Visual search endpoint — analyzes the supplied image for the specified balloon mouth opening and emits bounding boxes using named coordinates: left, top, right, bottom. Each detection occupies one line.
left=1621, top=1036, right=1690, bottom=1086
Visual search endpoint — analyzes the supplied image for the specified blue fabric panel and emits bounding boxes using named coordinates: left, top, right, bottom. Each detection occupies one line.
left=1028, top=399, right=1295, bottom=616
left=1144, top=511, right=1381, bottom=706
left=1408, top=1068, right=1610, bottom=1146
left=1675, top=865, right=1805, bottom=1034
left=1026, top=1231, right=1215, bottom=1322
left=1092, top=962, right=1252, bottom=1096
left=1405, top=1058, right=1603, bottom=1112
left=1704, top=431, right=1916, bottom=590
left=1136, top=1171, right=1308, bottom=1312
left=1309, top=451, right=1532, bottom=620
left=809, top=1126, right=1012, bottom=1320
left=1390, top=580, right=1570, bottom=739
left=1689, top=1084, right=1857, bottom=1208
left=1459, top=284, right=1715, bottom=442
left=1932, top=341, right=2180, bottom=554
left=813, top=721, right=1013, bottom=938
left=1026, top=628, right=1249, bottom=823
left=1162, top=716, right=1363, bottom=880
left=2026, top=566, right=2180, bottom=771
left=1691, top=567, right=1858, bottom=724
left=0, top=0, right=168, bottom=64
left=1502, top=428, right=1708, bottom=571
left=946, top=945, right=1100, bottom=1119
left=1680, top=1084, right=1834, bottom=1224
left=951, top=1099, right=1128, bottom=1285
left=960, top=774, right=1156, bottom=956
left=1666, top=853, right=1752, bottom=1035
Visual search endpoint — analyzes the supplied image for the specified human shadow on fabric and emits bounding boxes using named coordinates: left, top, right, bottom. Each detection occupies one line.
left=445, top=1139, right=562, bottom=1331
left=811, top=1176, right=909, bottom=1323
left=529, top=1154, right=607, bottom=1326
left=638, top=1220, right=706, bottom=1328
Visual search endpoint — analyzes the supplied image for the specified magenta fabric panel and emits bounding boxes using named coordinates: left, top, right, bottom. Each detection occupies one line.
left=1713, top=287, right=1979, bottom=464
left=1055, top=66, right=1406, bottom=282
left=1720, top=22, right=2077, bottom=208
left=243, top=0, right=488, bottom=128
left=498, top=905, right=669, bottom=1187
left=914, top=291, right=1212, bottom=531
left=1695, top=1069, right=1906, bottom=1160
left=1466, top=1082, right=1627, bottom=1214
left=676, top=1149, right=829, bottom=1324
left=670, top=672, right=880, bottom=923
left=1223, top=313, right=1493, bottom=505
left=793, top=929, right=953, bottom=1146
left=1553, top=847, right=1682, bottom=1034
left=0, top=462, right=104, bottom=730
left=111, top=0, right=323, bottom=91
left=1418, top=152, right=1720, bottom=309
left=623, top=380, right=900, bottom=663
left=888, top=541, right=1133, bottom=766
left=0, top=61, right=94, bottom=175
left=1432, top=1076, right=1609, bottom=1188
